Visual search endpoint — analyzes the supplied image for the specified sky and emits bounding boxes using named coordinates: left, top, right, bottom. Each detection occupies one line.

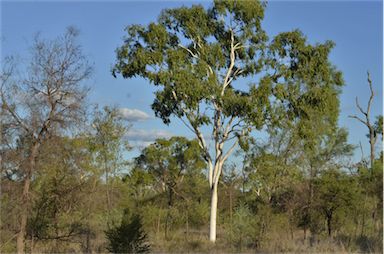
left=1, top=0, right=383, bottom=163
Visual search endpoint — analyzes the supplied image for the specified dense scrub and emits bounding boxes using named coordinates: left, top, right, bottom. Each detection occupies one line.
left=1, top=131, right=382, bottom=252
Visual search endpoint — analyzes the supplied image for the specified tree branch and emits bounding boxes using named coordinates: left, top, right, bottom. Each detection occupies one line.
left=222, top=139, right=239, bottom=164
left=173, top=87, right=213, bottom=185
left=348, top=115, right=368, bottom=127
left=178, top=43, right=214, bottom=77
left=221, top=29, right=236, bottom=96
left=178, top=44, right=199, bottom=59
left=1, top=96, right=31, bottom=135
left=366, top=71, right=374, bottom=125
left=355, top=97, right=367, bottom=117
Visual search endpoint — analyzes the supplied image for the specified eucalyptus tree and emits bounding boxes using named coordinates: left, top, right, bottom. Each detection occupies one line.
left=113, top=0, right=343, bottom=242
left=1, top=27, right=92, bottom=253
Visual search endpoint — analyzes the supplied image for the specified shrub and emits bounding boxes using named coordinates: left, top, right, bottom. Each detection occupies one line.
left=105, top=214, right=150, bottom=253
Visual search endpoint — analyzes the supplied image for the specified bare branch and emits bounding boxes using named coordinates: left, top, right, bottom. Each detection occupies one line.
left=173, top=86, right=213, bottom=185
left=221, top=29, right=236, bottom=96
left=348, top=115, right=368, bottom=127
left=222, top=139, right=239, bottom=164
left=178, top=44, right=199, bottom=59
left=213, top=138, right=239, bottom=186
left=222, top=116, right=235, bottom=140
left=1, top=97, right=31, bottom=134
left=350, top=71, right=378, bottom=168
left=178, top=43, right=213, bottom=77
left=189, top=120, right=213, bottom=185
left=355, top=97, right=367, bottom=117
left=366, top=71, right=374, bottom=125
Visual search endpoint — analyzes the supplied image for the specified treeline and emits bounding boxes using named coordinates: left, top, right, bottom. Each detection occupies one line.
left=1, top=2, right=383, bottom=253
left=1, top=86, right=382, bottom=253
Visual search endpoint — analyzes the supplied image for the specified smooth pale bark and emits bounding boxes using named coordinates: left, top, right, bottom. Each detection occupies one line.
left=207, top=134, right=236, bottom=243
left=209, top=181, right=219, bottom=242
left=168, top=29, right=239, bottom=244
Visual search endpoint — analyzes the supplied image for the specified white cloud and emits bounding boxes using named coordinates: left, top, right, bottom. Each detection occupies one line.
left=118, top=108, right=150, bottom=121
left=126, top=129, right=173, bottom=142
left=126, top=129, right=173, bottom=149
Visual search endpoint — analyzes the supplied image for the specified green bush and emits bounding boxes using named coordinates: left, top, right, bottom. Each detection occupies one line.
left=105, top=214, right=150, bottom=253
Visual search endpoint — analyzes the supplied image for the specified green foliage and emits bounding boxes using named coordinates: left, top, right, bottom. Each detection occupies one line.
left=374, top=115, right=383, bottom=137
left=314, top=169, right=360, bottom=237
left=2, top=2, right=381, bottom=254
left=27, top=137, right=93, bottom=244
left=135, top=136, right=206, bottom=197
left=121, top=167, right=156, bottom=207
left=113, top=0, right=343, bottom=139
left=305, top=127, right=355, bottom=174
left=246, top=150, right=302, bottom=203
left=371, top=156, right=383, bottom=204
left=105, top=213, right=150, bottom=253
left=230, top=203, right=258, bottom=251
left=358, top=155, right=383, bottom=199
left=90, top=106, right=131, bottom=177
left=113, top=2, right=345, bottom=244
left=89, top=106, right=131, bottom=226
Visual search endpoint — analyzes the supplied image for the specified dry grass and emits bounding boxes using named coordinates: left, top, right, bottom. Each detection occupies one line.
left=148, top=227, right=382, bottom=253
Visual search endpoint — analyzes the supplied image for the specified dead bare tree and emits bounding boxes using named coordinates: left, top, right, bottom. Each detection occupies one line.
left=0, top=27, right=92, bottom=253
left=349, top=72, right=379, bottom=169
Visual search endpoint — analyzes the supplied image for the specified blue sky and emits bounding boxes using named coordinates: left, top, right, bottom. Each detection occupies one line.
left=1, top=0, right=383, bottom=163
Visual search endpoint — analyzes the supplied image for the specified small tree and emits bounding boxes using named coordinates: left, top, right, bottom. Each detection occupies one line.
left=105, top=213, right=150, bottom=253
left=301, top=127, right=354, bottom=239
left=1, top=27, right=92, bottom=253
left=136, top=137, right=205, bottom=205
left=135, top=137, right=206, bottom=238
left=231, top=203, right=257, bottom=251
left=113, top=0, right=343, bottom=242
left=89, top=106, right=131, bottom=225
left=314, top=169, right=359, bottom=238
left=27, top=136, right=94, bottom=251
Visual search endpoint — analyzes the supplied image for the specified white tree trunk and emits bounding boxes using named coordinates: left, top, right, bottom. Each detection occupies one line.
left=209, top=181, right=218, bottom=243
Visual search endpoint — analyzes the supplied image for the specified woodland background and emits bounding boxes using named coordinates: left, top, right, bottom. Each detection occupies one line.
left=1, top=1, right=383, bottom=253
